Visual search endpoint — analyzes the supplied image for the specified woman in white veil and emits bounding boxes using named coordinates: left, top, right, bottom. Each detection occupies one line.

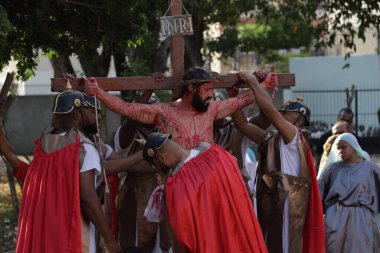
left=317, top=133, right=370, bottom=178
left=318, top=133, right=380, bottom=253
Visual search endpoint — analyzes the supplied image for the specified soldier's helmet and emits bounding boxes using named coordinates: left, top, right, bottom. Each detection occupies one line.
left=52, top=91, right=87, bottom=114
left=279, top=97, right=311, bottom=126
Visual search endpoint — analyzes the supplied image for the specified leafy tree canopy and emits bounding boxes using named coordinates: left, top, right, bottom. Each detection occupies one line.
left=207, top=0, right=380, bottom=61
left=0, top=0, right=164, bottom=80
left=0, top=0, right=379, bottom=80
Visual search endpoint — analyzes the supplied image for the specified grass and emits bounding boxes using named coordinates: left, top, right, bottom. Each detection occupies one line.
left=0, top=175, right=21, bottom=253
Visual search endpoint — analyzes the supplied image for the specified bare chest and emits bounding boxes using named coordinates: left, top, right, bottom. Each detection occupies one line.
left=155, top=105, right=217, bottom=149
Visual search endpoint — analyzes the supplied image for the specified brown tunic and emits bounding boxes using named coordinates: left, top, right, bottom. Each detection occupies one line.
left=257, top=131, right=311, bottom=253
left=117, top=128, right=171, bottom=252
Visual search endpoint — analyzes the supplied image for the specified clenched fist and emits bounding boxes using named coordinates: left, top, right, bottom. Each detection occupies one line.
left=84, top=77, right=101, bottom=97
left=262, top=73, right=278, bottom=90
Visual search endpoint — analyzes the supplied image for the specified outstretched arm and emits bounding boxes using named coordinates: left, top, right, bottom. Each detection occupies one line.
left=215, top=90, right=254, bottom=120
left=241, top=72, right=296, bottom=143
left=104, top=150, right=146, bottom=175
left=105, top=150, right=160, bottom=174
left=118, top=89, right=155, bottom=149
left=215, top=73, right=278, bottom=119
left=84, top=78, right=158, bottom=125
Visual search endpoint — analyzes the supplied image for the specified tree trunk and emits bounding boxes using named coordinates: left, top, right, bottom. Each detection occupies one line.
left=114, top=53, right=127, bottom=77
left=50, top=53, right=75, bottom=77
left=153, top=39, right=170, bottom=72
left=0, top=72, right=19, bottom=214
left=185, top=36, right=203, bottom=67
left=184, top=9, right=204, bottom=67
left=78, top=46, right=111, bottom=77
left=5, top=161, right=19, bottom=213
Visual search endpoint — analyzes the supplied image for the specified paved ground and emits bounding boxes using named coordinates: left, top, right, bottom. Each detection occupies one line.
left=0, top=159, right=8, bottom=176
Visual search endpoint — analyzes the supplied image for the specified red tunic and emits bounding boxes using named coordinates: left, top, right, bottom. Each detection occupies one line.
left=165, top=145, right=267, bottom=253
left=16, top=135, right=82, bottom=253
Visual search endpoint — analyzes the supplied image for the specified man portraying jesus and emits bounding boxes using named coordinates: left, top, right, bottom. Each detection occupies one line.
left=84, top=67, right=277, bottom=149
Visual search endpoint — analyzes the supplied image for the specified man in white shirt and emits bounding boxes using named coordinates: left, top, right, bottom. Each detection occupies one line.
left=231, top=72, right=325, bottom=253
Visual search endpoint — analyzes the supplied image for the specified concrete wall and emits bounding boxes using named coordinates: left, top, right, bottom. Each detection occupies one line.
left=289, top=54, right=380, bottom=90
left=4, top=95, right=122, bottom=155
left=289, top=54, right=380, bottom=138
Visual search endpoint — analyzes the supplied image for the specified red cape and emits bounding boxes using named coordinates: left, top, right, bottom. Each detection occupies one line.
left=14, top=160, right=29, bottom=184
left=300, top=133, right=325, bottom=253
left=106, top=175, right=119, bottom=236
left=165, top=145, right=267, bottom=253
left=16, top=136, right=82, bottom=253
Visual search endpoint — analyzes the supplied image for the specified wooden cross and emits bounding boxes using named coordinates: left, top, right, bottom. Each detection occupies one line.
left=51, top=0, right=295, bottom=93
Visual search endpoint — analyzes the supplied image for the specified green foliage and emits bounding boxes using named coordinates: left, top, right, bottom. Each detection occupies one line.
left=317, top=1, right=380, bottom=51
left=239, top=24, right=272, bottom=53
left=0, top=7, right=14, bottom=72
left=121, top=59, right=151, bottom=77
left=207, top=27, right=240, bottom=58
left=1, top=0, right=379, bottom=80
left=275, top=52, right=312, bottom=73
left=9, top=83, right=18, bottom=96
left=0, top=0, right=161, bottom=79
left=206, top=0, right=380, bottom=62
left=207, top=2, right=315, bottom=62
left=154, top=90, right=172, bottom=103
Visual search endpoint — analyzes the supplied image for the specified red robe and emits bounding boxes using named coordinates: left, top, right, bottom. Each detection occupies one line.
left=165, top=145, right=267, bottom=253
left=300, top=133, right=325, bottom=253
left=16, top=135, right=82, bottom=253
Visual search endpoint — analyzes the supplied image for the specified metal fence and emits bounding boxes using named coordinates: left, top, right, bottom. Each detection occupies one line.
left=292, top=88, right=380, bottom=152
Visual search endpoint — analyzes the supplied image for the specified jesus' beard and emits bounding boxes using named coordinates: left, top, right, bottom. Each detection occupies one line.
left=192, top=92, right=211, bottom=112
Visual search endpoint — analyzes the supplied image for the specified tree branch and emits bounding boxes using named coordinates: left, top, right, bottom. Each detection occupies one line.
left=0, top=72, right=15, bottom=119
left=0, top=72, right=15, bottom=101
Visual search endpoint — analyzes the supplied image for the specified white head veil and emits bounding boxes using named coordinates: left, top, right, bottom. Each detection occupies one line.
left=317, top=133, right=370, bottom=178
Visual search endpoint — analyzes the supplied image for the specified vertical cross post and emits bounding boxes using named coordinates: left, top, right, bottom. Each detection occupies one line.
left=169, top=0, right=185, bottom=99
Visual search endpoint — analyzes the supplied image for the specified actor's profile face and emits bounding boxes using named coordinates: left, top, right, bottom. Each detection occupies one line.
left=337, top=140, right=355, bottom=162
left=152, top=153, right=171, bottom=172
left=280, top=111, right=304, bottom=127
left=338, top=111, right=353, bottom=124
left=192, top=82, right=214, bottom=112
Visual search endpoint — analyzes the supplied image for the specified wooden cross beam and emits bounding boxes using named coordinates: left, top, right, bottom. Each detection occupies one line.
left=51, top=0, right=295, bottom=93
left=51, top=74, right=295, bottom=92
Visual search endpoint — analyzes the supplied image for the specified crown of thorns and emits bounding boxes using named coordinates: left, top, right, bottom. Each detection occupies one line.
left=179, top=78, right=216, bottom=86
